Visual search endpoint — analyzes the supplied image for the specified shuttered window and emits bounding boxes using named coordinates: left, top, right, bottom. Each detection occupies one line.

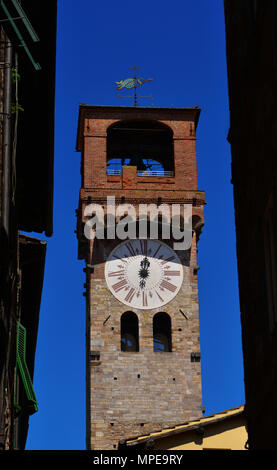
left=15, top=322, right=38, bottom=415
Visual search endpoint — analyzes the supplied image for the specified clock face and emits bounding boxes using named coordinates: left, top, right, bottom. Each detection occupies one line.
left=105, top=239, right=183, bottom=310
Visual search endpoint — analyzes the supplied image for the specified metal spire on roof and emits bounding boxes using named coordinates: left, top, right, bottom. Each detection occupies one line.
left=115, top=64, right=153, bottom=106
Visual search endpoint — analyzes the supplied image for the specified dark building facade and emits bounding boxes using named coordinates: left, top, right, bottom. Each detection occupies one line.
left=224, top=0, right=277, bottom=450
left=0, top=0, right=57, bottom=449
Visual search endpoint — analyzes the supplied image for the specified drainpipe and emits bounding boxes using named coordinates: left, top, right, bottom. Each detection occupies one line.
left=0, top=37, right=12, bottom=450
left=2, top=38, right=12, bottom=239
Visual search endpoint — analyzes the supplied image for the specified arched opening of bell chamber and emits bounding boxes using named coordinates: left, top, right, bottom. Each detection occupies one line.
left=106, top=120, right=174, bottom=177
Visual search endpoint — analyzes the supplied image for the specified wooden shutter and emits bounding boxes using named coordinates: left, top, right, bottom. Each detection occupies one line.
left=16, top=322, right=38, bottom=414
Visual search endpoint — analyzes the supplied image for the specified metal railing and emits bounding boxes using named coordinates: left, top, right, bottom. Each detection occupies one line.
left=137, top=170, right=174, bottom=177
left=107, top=168, right=174, bottom=177
left=107, top=168, right=122, bottom=175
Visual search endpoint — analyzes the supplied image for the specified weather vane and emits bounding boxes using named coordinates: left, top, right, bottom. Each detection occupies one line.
left=116, top=64, right=153, bottom=106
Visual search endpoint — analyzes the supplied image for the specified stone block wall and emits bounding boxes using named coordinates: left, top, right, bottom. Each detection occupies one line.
left=87, top=241, right=202, bottom=450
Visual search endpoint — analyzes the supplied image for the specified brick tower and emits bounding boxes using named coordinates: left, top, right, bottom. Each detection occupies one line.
left=76, top=105, right=205, bottom=450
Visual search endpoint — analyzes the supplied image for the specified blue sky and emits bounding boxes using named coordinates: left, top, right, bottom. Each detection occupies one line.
left=25, top=0, right=245, bottom=450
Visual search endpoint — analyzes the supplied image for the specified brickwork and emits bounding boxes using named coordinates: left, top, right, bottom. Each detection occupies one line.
left=76, top=105, right=205, bottom=450
left=81, top=127, right=198, bottom=191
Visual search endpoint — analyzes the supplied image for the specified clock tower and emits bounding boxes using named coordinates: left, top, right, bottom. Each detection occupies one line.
left=76, top=104, right=205, bottom=450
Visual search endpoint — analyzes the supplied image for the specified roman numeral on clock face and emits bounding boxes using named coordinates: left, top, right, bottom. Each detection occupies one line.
left=108, top=270, right=125, bottom=277
left=155, top=289, right=164, bottom=302
left=112, top=279, right=128, bottom=292
left=124, top=287, right=136, bottom=303
left=125, top=242, right=136, bottom=257
left=140, top=240, right=148, bottom=256
left=142, top=290, right=148, bottom=307
left=153, top=243, right=162, bottom=258
left=160, top=279, right=177, bottom=292
left=161, top=256, right=175, bottom=265
left=163, top=270, right=180, bottom=276
left=112, top=254, right=127, bottom=263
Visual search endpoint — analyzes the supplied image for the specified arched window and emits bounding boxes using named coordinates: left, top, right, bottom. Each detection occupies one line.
left=107, top=120, right=174, bottom=177
left=121, top=312, right=139, bottom=352
left=153, top=313, right=172, bottom=352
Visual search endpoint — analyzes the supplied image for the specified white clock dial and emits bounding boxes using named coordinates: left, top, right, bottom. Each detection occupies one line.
left=105, top=239, right=183, bottom=310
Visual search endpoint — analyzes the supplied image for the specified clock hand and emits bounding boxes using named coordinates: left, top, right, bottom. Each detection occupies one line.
left=139, top=279, right=146, bottom=289
left=138, top=256, right=150, bottom=289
